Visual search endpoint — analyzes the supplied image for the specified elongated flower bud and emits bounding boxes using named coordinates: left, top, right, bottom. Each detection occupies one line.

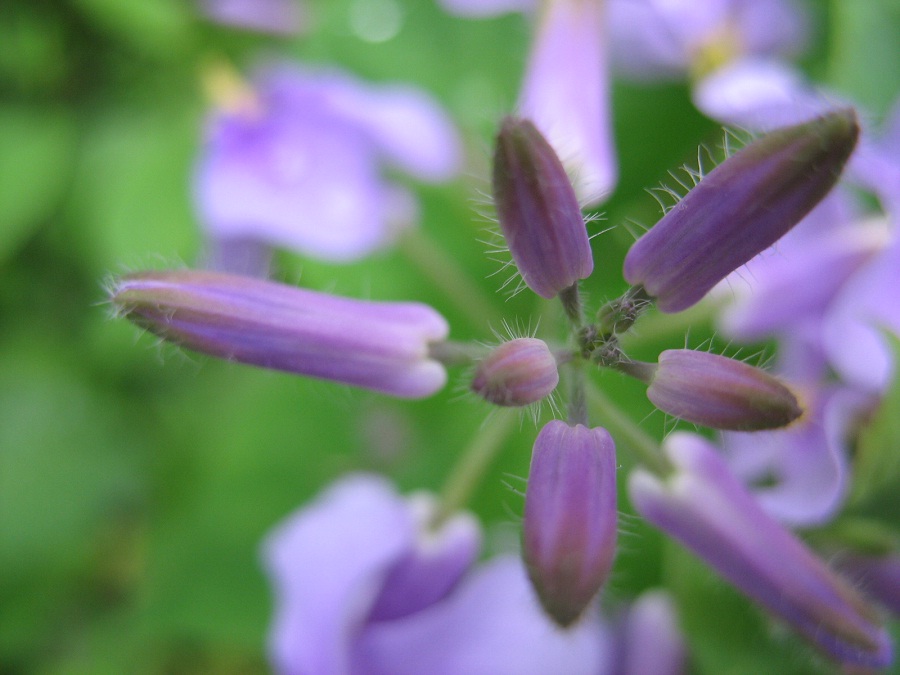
left=629, top=433, right=892, bottom=668
left=471, top=338, right=559, bottom=406
left=624, top=109, right=859, bottom=313
left=492, top=117, right=594, bottom=299
left=632, top=349, right=802, bottom=431
left=523, top=421, right=617, bottom=627
left=110, top=270, right=449, bottom=398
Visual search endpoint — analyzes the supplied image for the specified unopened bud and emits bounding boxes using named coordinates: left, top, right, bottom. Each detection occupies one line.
left=624, top=109, right=859, bottom=313
left=492, top=117, right=594, bottom=299
left=471, top=338, right=559, bottom=406
left=523, top=421, right=617, bottom=627
left=636, top=349, right=802, bottom=431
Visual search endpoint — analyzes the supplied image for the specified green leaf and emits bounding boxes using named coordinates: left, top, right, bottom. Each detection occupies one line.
left=0, top=106, right=76, bottom=263
left=847, top=335, right=900, bottom=527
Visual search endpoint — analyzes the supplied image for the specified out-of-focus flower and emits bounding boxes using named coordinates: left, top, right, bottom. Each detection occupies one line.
left=440, top=0, right=616, bottom=204
left=613, top=590, right=686, bottom=675
left=263, top=474, right=611, bottom=675
left=471, top=338, right=559, bottom=406
left=823, top=238, right=900, bottom=392
left=195, top=62, right=461, bottom=262
left=523, top=421, right=617, bottom=627
left=197, top=0, right=307, bottom=34
left=623, top=109, right=859, bottom=313
left=607, top=0, right=809, bottom=81
left=518, top=0, right=617, bottom=204
left=631, top=349, right=802, bottom=431
left=722, top=385, right=872, bottom=526
left=109, top=270, right=450, bottom=398
left=629, top=432, right=893, bottom=668
left=492, top=117, right=594, bottom=299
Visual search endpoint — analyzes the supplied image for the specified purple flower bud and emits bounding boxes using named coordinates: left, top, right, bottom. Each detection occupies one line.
left=523, top=421, right=617, bottom=627
left=639, top=349, right=802, bottom=431
left=614, top=590, right=686, bottom=675
left=624, top=109, right=859, bottom=313
left=492, top=117, right=594, bottom=299
left=471, top=338, right=559, bottom=406
left=110, top=270, right=449, bottom=398
left=629, top=433, right=893, bottom=668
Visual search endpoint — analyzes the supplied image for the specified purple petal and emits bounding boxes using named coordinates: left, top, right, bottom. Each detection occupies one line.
left=261, top=475, right=416, bottom=675
left=321, top=83, right=462, bottom=182
left=718, top=213, right=889, bottom=342
left=519, top=0, right=617, bottom=203
left=823, top=238, right=900, bottom=391
left=368, top=493, right=482, bottom=621
left=198, top=0, right=307, bottom=34
left=609, top=0, right=808, bottom=81
left=693, top=58, right=835, bottom=130
left=354, top=556, right=612, bottom=675
left=615, top=590, right=686, bottom=675
left=722, top=386, right=871, bottom=526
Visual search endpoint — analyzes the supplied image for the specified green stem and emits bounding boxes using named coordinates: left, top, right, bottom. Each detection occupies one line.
left=428, top=340, right=489, bottom=366
left=400, top=228, right=499, bottom=331
left=432, top=409, right=518, bottom=528
left=585, top=381, right=672, bottom=476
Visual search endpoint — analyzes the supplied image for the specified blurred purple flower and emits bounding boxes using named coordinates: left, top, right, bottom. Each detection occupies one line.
left=195, top=62, right=461, bottom=262
left=836, top=552, right=900, bottom=617
left=722, top=385, right=873, bottom=527
left=629, top=432, right=893, bottom=668
left=823, top=237, right=900, bottom=392
left=518, top=0, right=618, bottom=203
left=608, top=0, right=809, bottom=81
left=613, top=590, right=686, bottom=675
left=263, top=474, right=612, bottom=675
left=198, top=0, right=307, bottom=34
left=440, top=0, right=617, bottom=204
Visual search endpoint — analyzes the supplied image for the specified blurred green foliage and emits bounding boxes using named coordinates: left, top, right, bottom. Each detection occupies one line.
left=0, top=0, right=898, bottom=673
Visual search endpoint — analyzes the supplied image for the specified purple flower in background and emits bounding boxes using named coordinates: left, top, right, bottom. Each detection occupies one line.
left=629, top=432, right=893, bottom=668
left=263, top=474, right=611, bottom=675
left=722, top=385, right=873, bottom=527
left=110, top=270, right=450, bottom=398
left=440, top=0, right=617, bottom=204
left=613, top=590, right=686, bottom=675
left=607, top=0, right=808, bottom=81
left=518, top=0, right=618, bottom=203
left=195, top=62, right=461, bottom=262
left=823, top=238, right=900, bottom=392
left=198, top=0, right=307, bottom=34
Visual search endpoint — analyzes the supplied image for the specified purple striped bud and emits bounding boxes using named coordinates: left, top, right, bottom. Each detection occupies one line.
left=629, top=433, right=892, bottom=668
left=523, top=421, right=617, bottom=627
left=635, top=349, right=802, bottom=431
left=110, top=270, right=449, bottom=398
left=492, top=117, right=594, bottom=299
left=624, top=109, right=859, bottom=313
left=471, top=338, right=559, bottom=406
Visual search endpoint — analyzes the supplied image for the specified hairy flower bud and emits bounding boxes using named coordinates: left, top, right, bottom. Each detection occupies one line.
left=492, top=117, right=594, bottom=299
left=523, top=421, right=617, bottom=627
left=110, top=270, right=449, bottom=398
left=630, top=433, right=893, bottom=668
left=471, top=338, right=559, bottom=406
left=634, top=349, right=802, bottom=431
left=624, top=108, right=859, bottom=313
